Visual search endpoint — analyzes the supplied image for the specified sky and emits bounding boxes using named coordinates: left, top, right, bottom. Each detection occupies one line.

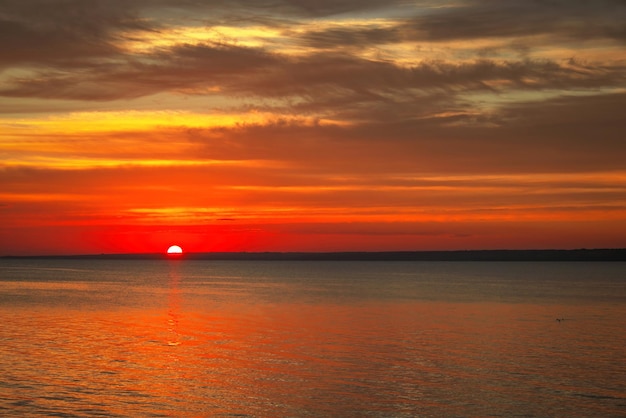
left=1, top=0, right=625, bottom=255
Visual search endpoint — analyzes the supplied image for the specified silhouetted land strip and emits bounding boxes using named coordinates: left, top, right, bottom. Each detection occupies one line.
left=3, top=249, right=626, bottom=261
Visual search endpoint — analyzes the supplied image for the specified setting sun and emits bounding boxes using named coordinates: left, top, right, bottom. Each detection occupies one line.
left=167, top=245, right=183, bottom=255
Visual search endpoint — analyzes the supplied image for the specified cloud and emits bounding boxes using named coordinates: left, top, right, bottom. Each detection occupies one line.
left=295, top=1, right=626, bottom=51
left=0, top=41, right=281, bottom=101
left=2, top=40, right=624, bottom=120
left=1, top=0, right=624, bottom=122
left=409, top=0, right=626, bottom=42
left=187, top=0, right=416, bottom=18
left=0, top=0, right=417, bottom=69
left=2, top=88, right=625, bottom=176
left=135, top=90, right=619, bottom=178
left=0, top=0, right=153, bottom=67
left=297, top=26, right=404, bottom=49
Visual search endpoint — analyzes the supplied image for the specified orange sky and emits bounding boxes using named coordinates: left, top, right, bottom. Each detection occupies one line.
left=1, top=0, right=626, bottom=255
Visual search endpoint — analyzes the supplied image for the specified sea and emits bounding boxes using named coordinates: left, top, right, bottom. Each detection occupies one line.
left=0, top=259, right=624, bottom=417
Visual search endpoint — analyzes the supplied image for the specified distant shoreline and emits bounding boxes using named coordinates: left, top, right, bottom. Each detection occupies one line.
left=2, top=249, right=625, bottom=261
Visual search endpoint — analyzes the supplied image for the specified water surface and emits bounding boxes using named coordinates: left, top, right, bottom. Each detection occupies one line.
left=1, top=260, right=624, bottom=416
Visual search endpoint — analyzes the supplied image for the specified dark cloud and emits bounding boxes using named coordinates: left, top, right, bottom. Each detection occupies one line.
left=297, top=26, right=404, bottom=49
left=187, top=0, right=415, bottom=18
left=238, top=54, right=625, bottom=96
left=496, top=91, right=626, bottom=150
left=148, top=91, right=624, bottom=177
left=2, top=36, right=624, bottom=115
left=410, top=0, right=626, bottom=42
left=1, top=0, right=624, bottom=108
left=1, top=0, right=623, bottom=71
left=0, top=0, right=153, bottom=67
left=0, top=41, right=282, bottom=100
left=293, top=0, right=626, bottom=50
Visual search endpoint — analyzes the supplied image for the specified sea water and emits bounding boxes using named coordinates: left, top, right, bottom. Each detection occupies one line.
left=0, top=259, right=624, bottom=417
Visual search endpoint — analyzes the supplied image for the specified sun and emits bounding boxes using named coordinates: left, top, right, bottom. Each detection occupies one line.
left=167, top=245, right=183, bottom=255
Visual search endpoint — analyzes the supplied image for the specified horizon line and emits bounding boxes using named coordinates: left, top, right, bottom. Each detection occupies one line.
left=2, top=248, right=625, bottom=261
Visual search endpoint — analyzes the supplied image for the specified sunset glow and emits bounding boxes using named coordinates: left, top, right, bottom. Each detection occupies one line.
left=1, top=1, right=625, bottom=255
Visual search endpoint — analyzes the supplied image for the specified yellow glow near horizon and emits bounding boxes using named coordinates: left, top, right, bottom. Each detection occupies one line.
left=0, top=110, right=348, bottom=169
left=0, top=110, right=345, bottom=134
left=2, top=110, right=268, bottom=132
left=0, top=156, right=268, bottom=170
